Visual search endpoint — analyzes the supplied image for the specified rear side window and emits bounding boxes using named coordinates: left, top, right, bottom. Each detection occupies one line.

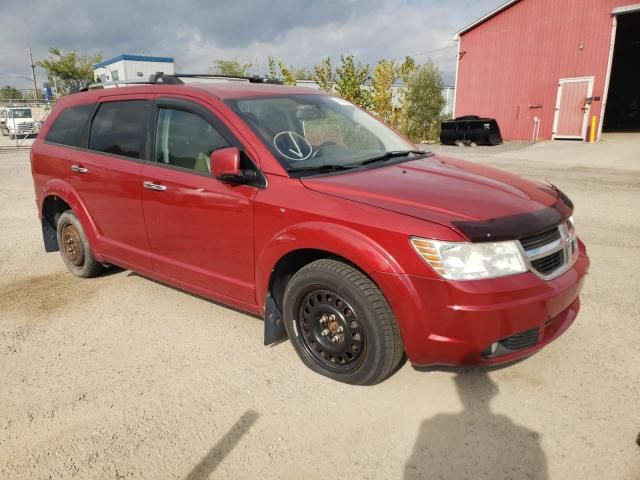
left=89, top=100, right=149, bottom=159
left=45, top=104, right=94, bottom=147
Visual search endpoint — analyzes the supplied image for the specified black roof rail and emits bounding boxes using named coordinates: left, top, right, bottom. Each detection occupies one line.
left=148, top=72, right=184, bottom=84
left=75, top=71, right=283, bottom=93
left=77, top=80, right=157, bottom=92
left=171, top=73, right=283, bottom=84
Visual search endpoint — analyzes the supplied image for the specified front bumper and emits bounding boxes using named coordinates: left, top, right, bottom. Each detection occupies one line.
left=374, top=242, right=589, bottom=366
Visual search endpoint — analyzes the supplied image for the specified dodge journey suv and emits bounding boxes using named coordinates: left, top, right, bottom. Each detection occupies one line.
left=30, top=74, right=589, bottom=385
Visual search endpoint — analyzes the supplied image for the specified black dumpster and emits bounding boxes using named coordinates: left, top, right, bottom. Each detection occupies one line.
left=440, top=115, right=503, bottom=146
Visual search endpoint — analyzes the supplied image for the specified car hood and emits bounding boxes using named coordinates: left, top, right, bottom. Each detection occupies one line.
left=300, top=155, right=572, bottom=241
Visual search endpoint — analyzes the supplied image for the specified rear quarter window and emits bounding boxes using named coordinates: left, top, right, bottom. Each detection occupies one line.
left=45, top=104, right=94, bottom=147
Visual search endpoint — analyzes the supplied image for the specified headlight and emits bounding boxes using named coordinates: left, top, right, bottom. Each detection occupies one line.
left=410, top=237, right=528, bottom=280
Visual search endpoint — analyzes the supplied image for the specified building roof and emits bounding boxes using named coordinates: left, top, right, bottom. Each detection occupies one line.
left=453, top=0, right=521, bottom=38
left=93, top=54, right=175, bottom=69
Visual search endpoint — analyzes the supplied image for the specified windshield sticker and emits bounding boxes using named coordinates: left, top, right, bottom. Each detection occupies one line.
left=330, top=97, right=353, bottom=106
left=273, top=131, right=313, bottom=161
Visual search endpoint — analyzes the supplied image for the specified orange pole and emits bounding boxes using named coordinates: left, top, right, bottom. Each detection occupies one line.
left=589, top=115, right=597, bottom=143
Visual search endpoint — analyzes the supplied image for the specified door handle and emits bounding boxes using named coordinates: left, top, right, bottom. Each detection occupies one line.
left=70, top=165, right=88, bottom=173
left=143, top=181, right=167, bottom=191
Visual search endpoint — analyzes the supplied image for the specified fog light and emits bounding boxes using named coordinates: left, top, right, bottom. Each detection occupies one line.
left=482, top=342, right=499, bottom=358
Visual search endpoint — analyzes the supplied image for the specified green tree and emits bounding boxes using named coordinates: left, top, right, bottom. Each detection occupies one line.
left=267, top=57, right=312, bottom=85
left=313, top=57, right=334, bottom=93
left=398, top=56, right=417, bottom=83
left=335, top=54, right=371, bottom=108
left=400, top=61, right=445, bottom=143
left=266, top=56, right=296, bottom=85
left=211, top=59, right=254, bottom=77
left=292, top=67, right=313, bottom=81
left=370, top=59, right=398, bottom=126
left=37, top=47, right=102, bottom=94
left=0, top=86, right=24, bottom=102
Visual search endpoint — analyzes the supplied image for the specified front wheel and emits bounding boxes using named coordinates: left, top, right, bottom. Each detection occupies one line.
left=282, top=259, right=404, bottom=385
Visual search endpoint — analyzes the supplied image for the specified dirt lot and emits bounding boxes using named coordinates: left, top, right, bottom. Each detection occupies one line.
left=1, top=134, right=639, bottom=479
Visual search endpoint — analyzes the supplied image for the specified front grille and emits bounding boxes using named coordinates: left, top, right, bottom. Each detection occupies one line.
left=16, top=123, right=34, bottom=133
left=519, top=222, right=575, bottom=279
left=520, top=228, right=561, bottom=250
left=531, top=250, right=565, bottom=275
left=500, top=327, right=539, bottom=351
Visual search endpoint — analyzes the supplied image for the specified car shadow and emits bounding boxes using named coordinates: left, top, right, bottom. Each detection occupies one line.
left=125, top=271, right=263, bottom=321
left=183, top=410, right=259, bottom=480
left=404, top=370, right=548, bottom=480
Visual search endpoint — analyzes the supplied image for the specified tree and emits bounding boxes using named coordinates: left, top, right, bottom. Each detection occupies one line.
left=400, top=62, right=446, bottom=143
left=210, top=59, right=254, bottom=77
left=267, top=57, right=313, bottom=85
left=398, top=56, right=417, bottom=83
left=292, top=67, right=313, bottom=81
left=267, top=56, right=296, bottom=86
left=335, top=55, right=371, bottom=109
left=37, top=47, right=102, bottom=94
left=0, top=86, right=24, bottom=102
left=370, top=59, right=398, bottom=126
left=313, top=57, right=334, bottom=93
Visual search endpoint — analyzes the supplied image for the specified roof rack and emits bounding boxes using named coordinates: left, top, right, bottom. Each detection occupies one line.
left=167, top=73, right=283, bottom=85
left=77, top=72, right=282, bottom=92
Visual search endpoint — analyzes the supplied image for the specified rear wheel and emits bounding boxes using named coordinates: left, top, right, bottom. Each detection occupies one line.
left=56, top=211, right=102, bottom=278
left=283, top=259, right=404, bottom=385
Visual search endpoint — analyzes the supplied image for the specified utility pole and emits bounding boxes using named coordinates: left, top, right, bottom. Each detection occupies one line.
left=28, top=44, right=38, bottom=102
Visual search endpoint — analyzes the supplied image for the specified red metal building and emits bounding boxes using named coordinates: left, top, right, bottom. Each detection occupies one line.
left=453, top=0, right=640, bottom=141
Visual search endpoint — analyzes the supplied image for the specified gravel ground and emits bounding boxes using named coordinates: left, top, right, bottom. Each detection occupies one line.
left=1, top=134, right=639, bottom=479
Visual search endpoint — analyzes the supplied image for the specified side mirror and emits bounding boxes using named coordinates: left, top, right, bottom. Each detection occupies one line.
left=212, top=147, right=243, bottom=182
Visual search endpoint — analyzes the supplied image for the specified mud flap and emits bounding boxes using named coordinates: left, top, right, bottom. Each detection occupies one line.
left=42, top=218, right=59, bottom=252
left=264, top=294, right=288, bottom=346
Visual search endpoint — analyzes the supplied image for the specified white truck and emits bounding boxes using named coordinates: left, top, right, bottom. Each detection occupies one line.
left=0, top=106, right=38, bottom=139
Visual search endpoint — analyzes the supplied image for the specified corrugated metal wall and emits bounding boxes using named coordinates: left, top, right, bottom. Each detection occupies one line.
left=123, top=61, right=175, bottom=80
left=455, top=0, right=637, bottom=140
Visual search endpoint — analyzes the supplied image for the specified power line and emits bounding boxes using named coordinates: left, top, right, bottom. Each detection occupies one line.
left=392, top=44, right=458, bottom=61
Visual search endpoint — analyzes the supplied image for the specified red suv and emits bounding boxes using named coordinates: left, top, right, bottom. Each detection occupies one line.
left=30, top=75, right=589, bottom=385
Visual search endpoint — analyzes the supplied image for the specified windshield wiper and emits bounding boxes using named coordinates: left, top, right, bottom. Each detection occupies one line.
left=287, top=164, right=355, bottom=174
left=360, top=150, right=427, bottom=166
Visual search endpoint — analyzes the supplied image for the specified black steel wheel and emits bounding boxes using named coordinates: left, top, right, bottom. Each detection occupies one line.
left=283, top=259, right=404, bottom=385
left=296, top=289, right=366, bottom=372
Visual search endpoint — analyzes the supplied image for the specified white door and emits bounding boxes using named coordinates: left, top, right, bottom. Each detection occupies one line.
left=552, top=77, right=594, bottom=140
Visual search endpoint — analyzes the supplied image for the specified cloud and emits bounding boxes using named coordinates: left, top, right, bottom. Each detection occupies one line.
left=0, top=0, right=504, bottom=89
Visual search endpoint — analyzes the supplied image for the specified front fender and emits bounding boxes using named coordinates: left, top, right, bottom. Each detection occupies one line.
left=255, top=221, right=404, bottom=310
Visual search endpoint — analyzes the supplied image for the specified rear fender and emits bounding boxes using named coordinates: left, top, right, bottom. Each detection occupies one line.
left=40, top=179, right=101, bottom=254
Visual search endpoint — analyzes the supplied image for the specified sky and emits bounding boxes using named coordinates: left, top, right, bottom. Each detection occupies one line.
left=1, top=0, right=506, bottom=90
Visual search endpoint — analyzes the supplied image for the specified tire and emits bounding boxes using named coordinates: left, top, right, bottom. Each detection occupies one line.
left=56, top=210, right=102, bottom=278
left=282, top=259, right=404, bottom=385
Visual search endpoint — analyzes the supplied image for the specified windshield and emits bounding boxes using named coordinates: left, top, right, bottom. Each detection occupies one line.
left=225, top=95, right=420, bottom=173
left=9, top=109, right=32, bottom=119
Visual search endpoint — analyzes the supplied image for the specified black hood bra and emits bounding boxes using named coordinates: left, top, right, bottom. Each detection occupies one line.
left=452, top=185, right=574, bottom=242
